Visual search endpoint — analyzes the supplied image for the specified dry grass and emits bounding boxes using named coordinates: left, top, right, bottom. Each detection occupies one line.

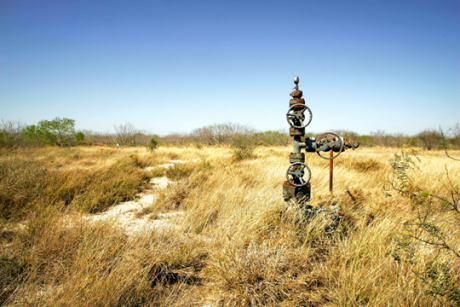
left=1, top=145, right=459, bottom=306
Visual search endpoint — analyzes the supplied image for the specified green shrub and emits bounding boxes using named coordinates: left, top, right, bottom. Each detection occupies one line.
left=147, top=137, right=158, bottom=152
left=75, top=131, right=85, bottom=144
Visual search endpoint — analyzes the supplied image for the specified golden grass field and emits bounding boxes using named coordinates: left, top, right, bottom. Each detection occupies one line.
left=1, top=145, right=459, bottom=306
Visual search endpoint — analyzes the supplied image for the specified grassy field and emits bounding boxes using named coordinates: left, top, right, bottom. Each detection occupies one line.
left=1, top=145, right=459, bottom=306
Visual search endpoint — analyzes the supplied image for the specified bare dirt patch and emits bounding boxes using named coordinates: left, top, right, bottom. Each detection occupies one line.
left=82, top=161, right=189, bottom=235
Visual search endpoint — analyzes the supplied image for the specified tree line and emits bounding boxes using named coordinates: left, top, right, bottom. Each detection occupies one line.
left=1, top=118, right=459, bottom=150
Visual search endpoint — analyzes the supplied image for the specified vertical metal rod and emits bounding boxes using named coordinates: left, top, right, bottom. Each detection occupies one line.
left=329, top=149, right=333, bottom=192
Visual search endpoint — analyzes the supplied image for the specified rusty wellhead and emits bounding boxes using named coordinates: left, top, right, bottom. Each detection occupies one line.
left=283, top=76, right=360, bottom=207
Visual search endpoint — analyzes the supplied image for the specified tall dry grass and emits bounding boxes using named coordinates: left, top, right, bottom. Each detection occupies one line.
left=1, top=145, right=459, bottom=306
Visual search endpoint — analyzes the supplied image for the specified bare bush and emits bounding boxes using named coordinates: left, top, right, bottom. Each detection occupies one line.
left=114, top=123, right=150, bottom=146
left=191, top=123, right=255, bottom=145
left=393, top=132, right=409, bottom=148
left=114, top=122, right=137, bottom=146
left=332, top=129, right=360, bottom=141
left=161, top=132, right=191, bottom=146
left=370, top=130, right=393, bottom=147
left=80, top=130, right=116, bottom=145
left=452, top=123, right=460, bottom=148
left=0, top=120, right=26, bottom=147
left=254, top=130, right=289, bottom=146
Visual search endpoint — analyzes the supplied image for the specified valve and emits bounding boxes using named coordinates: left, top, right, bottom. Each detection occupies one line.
left=344, top=138, right=360, bottom=150
left=286, top=103, right=313, bottom=129
left=283, top=76, right=360, bottom=224
left=316, top=132, right=344, bottom=160
left=286, top=162, right=312, bottom=187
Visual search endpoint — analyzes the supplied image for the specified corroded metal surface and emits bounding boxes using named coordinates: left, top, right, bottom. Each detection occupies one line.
left=283, top=76, right=361, bottom=204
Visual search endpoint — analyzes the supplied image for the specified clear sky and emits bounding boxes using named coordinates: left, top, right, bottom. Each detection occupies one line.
left=1, top=0, right=459, bottom=136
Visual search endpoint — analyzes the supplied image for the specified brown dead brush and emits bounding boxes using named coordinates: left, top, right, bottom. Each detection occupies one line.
left=0, top=149, right=153, bottom=219
left=2, top=207, right=208, bottom=307
left=352, top=158, right=383, bottom=172
left=207, top=241, right=328, bottom=306
left=165, top=163, right=195, bottom=181
left=1, top=146, right=460, bottom=306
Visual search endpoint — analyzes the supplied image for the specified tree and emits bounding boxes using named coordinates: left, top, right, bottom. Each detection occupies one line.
left=23, top=118, right=77, bottom=146
left=417, top=129, right=443, bottom=150
left=23, top=125, right=41, bottom=145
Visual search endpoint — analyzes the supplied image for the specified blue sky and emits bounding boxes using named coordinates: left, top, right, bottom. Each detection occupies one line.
left=1, top=0, right=458, bottom=136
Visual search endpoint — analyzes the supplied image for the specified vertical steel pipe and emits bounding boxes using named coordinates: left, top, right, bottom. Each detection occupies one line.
left=329, top=149, right=333, bottom=192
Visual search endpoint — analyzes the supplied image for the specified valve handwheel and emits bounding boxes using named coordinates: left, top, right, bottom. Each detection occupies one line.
left=316, top=132, right=344, bottom=160
left=286, top=162, right=312, bottom=187
left=286, top=104, right=313, bottom=129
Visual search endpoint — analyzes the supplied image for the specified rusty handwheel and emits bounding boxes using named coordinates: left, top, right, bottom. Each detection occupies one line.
left=286, top=104, right=312, bottom=129
left=316, top=132, right=343, bottom=160
left=286, top=162, right=312, bottom=187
